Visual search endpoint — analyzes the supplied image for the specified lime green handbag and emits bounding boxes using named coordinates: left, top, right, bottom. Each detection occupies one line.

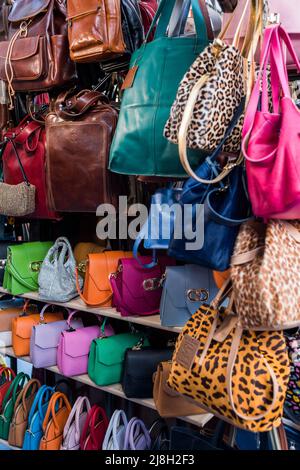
left=0, top=372, right=29, bottom=440
left=3, top=242, right=53, bottom=295
left=88, top=333, right=150, bottom=386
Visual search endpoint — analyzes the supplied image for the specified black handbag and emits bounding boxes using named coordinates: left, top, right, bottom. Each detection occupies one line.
left=149, top=419, right=170, bottom=451
left=122, top=347, right=173, bottom=399
left=169, top=421, right=233, bottom=451
left=121, top=0, right=144, bottom=54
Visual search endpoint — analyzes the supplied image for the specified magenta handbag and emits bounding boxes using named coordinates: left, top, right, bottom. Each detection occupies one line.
left=242, top=25, right=300, bottom=220
left=109, top=256, right=176, bottom=317
left=57, top=311, right=114, bottom=377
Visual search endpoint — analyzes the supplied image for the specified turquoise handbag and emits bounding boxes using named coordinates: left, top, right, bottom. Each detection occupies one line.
left=109, top=0, right=209, bottom=177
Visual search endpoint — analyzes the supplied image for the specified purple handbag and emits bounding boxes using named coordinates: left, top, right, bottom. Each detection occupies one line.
left=123, top=417, right=151, bottom=450
left=30, top=305, right=83, bottom=369
left=109, top=256, right=176, bottom=317
left=57, top=311, right=114, bottom=377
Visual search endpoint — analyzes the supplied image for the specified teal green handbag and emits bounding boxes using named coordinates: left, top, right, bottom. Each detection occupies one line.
left=88, top=333, right=150, bottom=386
left=0, top=372, right=29, bottom=440
left=3, top=242, right=53, bottom=295
left=109, top=0, right=209, bottom=177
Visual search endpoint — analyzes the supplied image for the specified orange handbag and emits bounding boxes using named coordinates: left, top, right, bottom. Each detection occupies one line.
left=76, top=251, right=133, bottom=307
left=39, top=392, right=71, bottom=451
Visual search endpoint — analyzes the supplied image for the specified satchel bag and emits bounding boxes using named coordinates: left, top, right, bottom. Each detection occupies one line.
left=153, top=361, right=202, bottom=418
left=73, top=242, right=106, bottom=272
left=77, top=250, right=133, bottom=307
left=67, top=0, right=126, bottom=63
left=160, top=264, right=218, bottom=327
left=8, top=379, right=40, bottom=448
left=39, top=237, right=83, bottom=303
left=110, top=256, right=175, bottom=317
left=61, top=396, right=91, bottom=451
left=122, top=347, right=173, bottom=398
left=231, top=220, right=300, bottom=330
left=57, top=311, right=114, bottom=377
left=0, top=366, right=15, bottom=409
left=123, top=417, right=151, bottom=450
left=39, top=392, right=71, bottom=451
left=46, top=90, right=122, bottom=213
left=102, top=410, right=128, bottom=450
left=88, top=332, right=150, bottom=386
left=80, top=405, right=108, bottom=451
left=121, top=0, right=144, bottom=54
left=30, top=306, right=83, bottom=369
left=0, top=372, right=29, bottom=440
left=0, top=298, right=25, bottom=348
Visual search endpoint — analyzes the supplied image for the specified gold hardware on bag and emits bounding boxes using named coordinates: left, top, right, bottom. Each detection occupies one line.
left=30, top=261, right=42, bottom=272
left=77, top=261, right=87, bottom=274
left=187, top=288, right=209, bottom=302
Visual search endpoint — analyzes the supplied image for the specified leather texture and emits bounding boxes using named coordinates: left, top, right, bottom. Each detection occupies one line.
left=122, top=347, right=173, bottom=398
left=39, top=392, right=71, bottom=451
left=0, top=1, right=11, bottom=42
left=0, top=372, right=29, bottom=440
left=23, top=385, right=54, bottom=450
left=0, top=241, right=21, bottom=284
left=123, top=417, right=151, bottom=450
left=73, top=242, right=106, bottom=266
left=80, top=405, right=108, bottom=451
left=0, top=300, right=25, bottom=332
left=0, top=366, right=15, bottom=411
left=121, top=0, right=144, bottom=54
left=102, top=409, right=128, bottom=450
left=61, top=396, right=91, bottom=450
left=67, top=0, right=126, bottom=63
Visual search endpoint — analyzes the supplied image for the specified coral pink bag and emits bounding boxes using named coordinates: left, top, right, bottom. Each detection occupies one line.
left=242, top=25, right=300, bottom=220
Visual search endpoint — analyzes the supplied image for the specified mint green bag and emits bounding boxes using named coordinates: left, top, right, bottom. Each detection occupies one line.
left=88, top=333, right=150, bottom=386
left=0, top=372, right=29, bottom=440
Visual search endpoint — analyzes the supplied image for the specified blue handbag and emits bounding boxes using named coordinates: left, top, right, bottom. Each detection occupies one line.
left=0, top=297, right=24, bottom=309
left=23, top=385, right=54, bottom=451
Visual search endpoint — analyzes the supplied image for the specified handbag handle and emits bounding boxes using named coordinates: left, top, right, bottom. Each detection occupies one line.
left=0, top=367, right=15, bottom=382
left=55, top=89, right=108, bottom=120
left=2, top=372, right=29, bottom=411
left=80, top=405, right=108, bottom=449
left=75, top=267, right=113, bottom=307
left=62, top=396, right=91, bottom=443
left=39, top=303, right=69, bottom=323
left=42, top=392, right=71, bottom=434
left=27, top=385, right=53, bottom=425
left=124, top=417, right=151, bottom=450
left=2, top=137, right=31, bottom=186
left=102, top=409, right=128, bottom=450
left=13, top=378, right=40, bottom=415
left=66, top=310, right=80, bottom=329
left=43, top=237, right=75, bottom=269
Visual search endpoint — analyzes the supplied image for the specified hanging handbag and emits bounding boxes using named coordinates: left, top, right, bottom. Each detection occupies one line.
left=0, top=366, right=15, bottom=409
left=102, top=410, right=128, bottom=450
left=122, top=347, right=173, bottom=398
left=110, top=256, right=176, bottom=317
left=138, top=0, right=157, bottom=42
left=80, top=405, right=109, bottom=451
left=88, top=332, right=150, bottom=386
left=109, top=0, right=211, bottom=177
left=61, top=396, right=91, bottom=451
left=123, top=417, right=151, bottom=450
left=0, top=372, right=29, bottom=440
left=160, top=265, right=218, bottom=327
left=30, top=306, right=83, bottom=369
left=57, top=311, right=114, bottom=377
left=8, top=379, right=40, bottom=448
left=121, top=0, right=144, bottom=54
left=46, top=89, right=123, bottom=213
left=39, top=237, right=83, bottom=303
left=242, top=25, right=300, bottom=219
left=0, top=1, right=11, bottom=42
left=0, top=298, right=26, bottom=348
left=231, top=220, right=300, bottom=330
left=39, top=392, right=71, bottom=451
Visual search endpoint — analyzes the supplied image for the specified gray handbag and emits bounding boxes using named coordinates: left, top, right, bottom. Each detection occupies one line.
left=159, top=265, right=218, bottom=327
left=38, top=237, right=83, bottom=303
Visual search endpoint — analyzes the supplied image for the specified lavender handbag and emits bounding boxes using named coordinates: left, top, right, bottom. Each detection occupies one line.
left=30, top=305, right=83, bottom=369
left=61, top=396, right=91, bottom=450
left=123, top=417, right=151, bottom=450
left=57, top=311, right=115, bottom=377
left=102, top=410, right=128, bottom=450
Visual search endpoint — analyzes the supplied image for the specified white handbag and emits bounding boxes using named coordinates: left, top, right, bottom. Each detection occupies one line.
left=102, top=410, right=128, bottom=450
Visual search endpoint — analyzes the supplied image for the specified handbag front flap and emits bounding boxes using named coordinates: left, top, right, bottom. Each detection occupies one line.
left=8, top=242, right=52, bottom=285
left=95, top=333, right=145, bottom=366
left=88, top=251, right=132, bottom=292
left=63, top=325, right=100, bottom=358
left=124, top=348, right=172, bottom=379
left=13, top=314, right=40, bottom=340
left=8, top=0, right=51, bottom=23
left=0, top=307, right=23, bottom=331
left=34, top=319, right=83, bottom=349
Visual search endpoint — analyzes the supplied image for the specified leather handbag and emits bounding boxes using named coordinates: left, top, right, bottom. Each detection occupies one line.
left=12, top=306, right=64, bottom=357
left=67, top=0, right=126, bottom=63
left=3, top=241, right=53, bottom=295
left=61, top=396, right=91, bottom=451
left=0, top=366, right=15, bottom=409
left=123, top=417, right=151, bottom=450
left=73, top=242, right=106, bottom=273
left=109, top=0, right=210, bottom=177
left=102, top=409, right=128, bottom=450
left=0, top=241, right=21, bottom=285
left=169, top=421, right=230, bottom=450
left=57, top=311, right=114, bottom=377
left=88, top=332, right=150, bottom=386
left=231, top=220, right=300, bottom=330
left=160, top=265, right=218, bottom=327
left=0, top=372, right=29, bottom=440
left=80, top=405, right=109, bottom=451
left=2, top=118, right=58, bottom=219
left=30, top=306, right=83, bottom=369
left=39, top=392, right=71, bottom=451
left=121, top=0, right=144, bottom=54
left=77, top=250, right=133, bottom=307
left=46, top=90, right=122, bottom=213
left=8, top=379, right=40, bottom=448
left=110, top=256, right=176, bottom=317
left=23, top=385, right=55, bottom=451
left=138, top=0, right=157, bottom=41
left=39, top=237, right=83, bottom=303
left=167, top=283, right=291, bottom=432
left=153, top=361, right=202, bottom=418
left=242, top=25, right=300, bottom=219
left=0, top=298, right=25, bottom=348
left=122, top=347, right=173, bottom=398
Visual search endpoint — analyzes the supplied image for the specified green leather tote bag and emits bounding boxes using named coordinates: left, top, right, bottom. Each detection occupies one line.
left=3, top=242, right=53, bottom=295
left=0, top=372, right=29, bottom=440
left=109, top=0, right=210, bottom=177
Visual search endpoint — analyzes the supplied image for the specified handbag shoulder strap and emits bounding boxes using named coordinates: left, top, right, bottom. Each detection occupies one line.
left=55, top=90, right=107, bottom=120
left=3, top=137, right=31, bottom=186
left=75, top=267, right=113, bottom=307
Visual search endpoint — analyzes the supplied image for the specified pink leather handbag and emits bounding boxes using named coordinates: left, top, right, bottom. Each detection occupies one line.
left=57, top=311, right=114, bottom=377
left=242, top=25, right=300, bottom=220
left=61, top=396, right=91, bottom=451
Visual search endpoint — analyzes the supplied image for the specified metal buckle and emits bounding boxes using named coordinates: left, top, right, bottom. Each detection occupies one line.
left=77, top=261, right=87, bottom=274
left=143, top=278, right=161, bottom=292
left=30, top=261, right=42, bottom=273
left=187, top=288, right=209, bottom=302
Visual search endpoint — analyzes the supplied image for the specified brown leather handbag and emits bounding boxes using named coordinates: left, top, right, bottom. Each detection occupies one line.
left=67, top=0, right=126, bottom=63
left=74, top=242, right=106, bottom=274
left=0, top=0, right=11, bottom=42
left=46, top=89, right=123, bottom=212
left=40, top=392, right=71, bottom=451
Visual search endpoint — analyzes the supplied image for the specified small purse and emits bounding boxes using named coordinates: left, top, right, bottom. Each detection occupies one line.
left=102, top=410, right=128, bottom=450
left=0, top=366, right=15, bottom=409
left=0, top=372, right=29, bottom=440
left=0, top=298, right=26, bottom=347
left=39, top=392, right=71, bottom=451
left=123, top=417, right=151, bottom=450
left=61, top=396, right=91, bottom=451
left=80, top=405, right=109, bottom=451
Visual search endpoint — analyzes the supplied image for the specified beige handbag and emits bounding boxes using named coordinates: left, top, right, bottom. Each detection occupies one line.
left=231, top=220, right=300, bottom=330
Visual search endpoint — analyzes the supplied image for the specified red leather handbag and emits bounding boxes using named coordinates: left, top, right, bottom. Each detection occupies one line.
left=80, top=405, right=108, bottom=451
left=0, top=367, right=15, bottom=410
left=138, top=0, right=157, bottom=42
left=2, top=116, right=58, bottom=219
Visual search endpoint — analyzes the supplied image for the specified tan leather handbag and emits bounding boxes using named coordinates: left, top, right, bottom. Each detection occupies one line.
left=8, top=378, right=40, bottom=448
left=40, top=392, right=71, bottom=451
left=67, top=0, right=126, bottom=63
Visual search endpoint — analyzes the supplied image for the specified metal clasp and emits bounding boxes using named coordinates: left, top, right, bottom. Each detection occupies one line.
left=267, top=13, right=280, bottom=25
left=187, top=288, right=209, bottom=302
left=30, top=261, right=42, bottom=273
left=143, top=278, right=161, bottom=292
